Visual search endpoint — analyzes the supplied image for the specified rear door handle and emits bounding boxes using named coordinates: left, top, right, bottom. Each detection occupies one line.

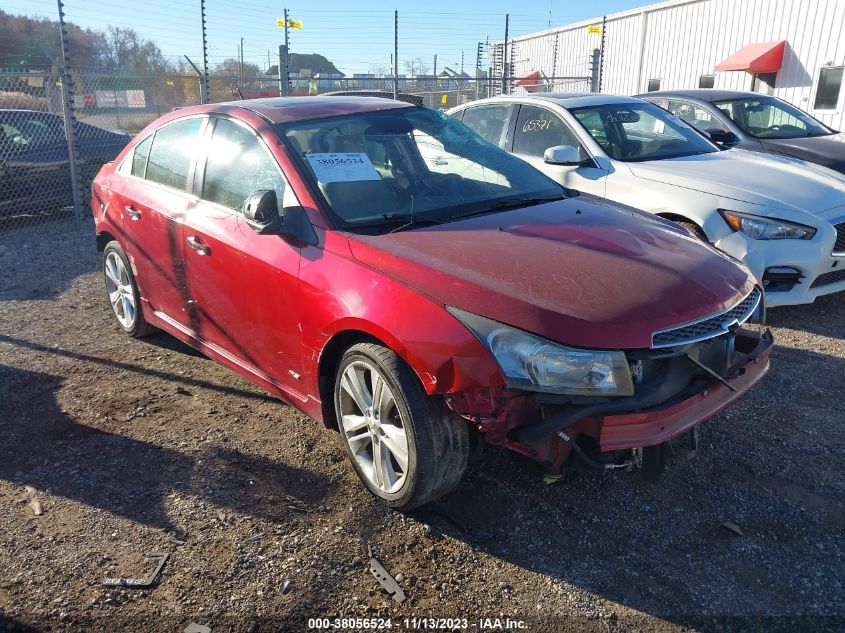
left=186, top=236, right=210, bottom=256
left=125, top=205, right=141, bottom=221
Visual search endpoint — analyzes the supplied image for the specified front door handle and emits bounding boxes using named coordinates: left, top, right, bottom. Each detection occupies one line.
left=186, top=236, right=210, bottom=256
left=125, top=205, right=141, bottom=221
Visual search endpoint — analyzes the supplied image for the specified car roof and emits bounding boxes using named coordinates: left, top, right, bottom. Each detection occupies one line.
left=456, top=92, right=644, bottom=110
left=225, top=95, right=413, bottom=123
left=638, top=89, right=765, bottom=102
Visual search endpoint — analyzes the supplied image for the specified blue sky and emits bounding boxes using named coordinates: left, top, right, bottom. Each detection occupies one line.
left=5, top=0, right=651, bottom=75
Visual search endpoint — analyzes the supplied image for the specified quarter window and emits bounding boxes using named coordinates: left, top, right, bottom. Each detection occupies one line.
left=145, top=118, right=203, bottom=190
left=202, top=118, right=286, bottom=212
left=131, top=135, right=151, bottom=178
left=460, top=104, right=511, bottom=145
left=814, top=66, right=844, bottom=110
left=512, top=105, right=581, bottom=158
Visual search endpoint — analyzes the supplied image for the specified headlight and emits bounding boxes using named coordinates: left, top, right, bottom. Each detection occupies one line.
left=719, top=210, right=816, bottom=240
left=447, top=307, right=634, bottom=396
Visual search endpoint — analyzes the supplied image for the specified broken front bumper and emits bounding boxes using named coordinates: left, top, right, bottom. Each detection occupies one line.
left=598, top=330, right=772, bottom=451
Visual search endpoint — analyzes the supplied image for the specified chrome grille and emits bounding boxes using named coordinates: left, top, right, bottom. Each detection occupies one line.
left=651, top=287, right=761, bottom=348
left=834, top=221, right=845, bottom=255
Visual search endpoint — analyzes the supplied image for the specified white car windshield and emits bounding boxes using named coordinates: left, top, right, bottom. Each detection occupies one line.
left=278, top=107, right=565, bottom=232
left=713, top=96, right=833, bottom=139
left=570, top=102, right=718, bottom=162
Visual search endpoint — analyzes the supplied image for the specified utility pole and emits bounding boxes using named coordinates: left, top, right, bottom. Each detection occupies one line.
left=460, top=50, right=464, bottom=74
left=393, top=9, right=398, bottom=99
left=283, top=8, right=291, bottom=95
left=433, top=54, right=437, bottom=78
left=502, top=13, right=509, bottom=95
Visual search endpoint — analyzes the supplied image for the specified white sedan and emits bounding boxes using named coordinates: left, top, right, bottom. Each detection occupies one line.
left=448, top=94, right=845, bottom=307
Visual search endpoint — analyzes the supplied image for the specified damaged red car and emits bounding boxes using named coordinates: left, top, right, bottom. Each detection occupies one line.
left=91, top=97, right=773, bottom=509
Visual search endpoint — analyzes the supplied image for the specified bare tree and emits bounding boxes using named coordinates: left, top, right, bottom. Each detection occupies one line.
left=99, top=26, right=171, bottom=74
left=403, top=57, right=430, bottom=77
left=213, top=58, right=260, bottom=78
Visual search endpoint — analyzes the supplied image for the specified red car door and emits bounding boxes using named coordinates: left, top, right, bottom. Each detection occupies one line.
left=119, top=116, right=206, bottom=329
left=180, top=116, right=306, bottom=400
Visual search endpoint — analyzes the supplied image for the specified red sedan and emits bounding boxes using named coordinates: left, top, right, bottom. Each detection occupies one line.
left=91, top=97, right=772, bottom=509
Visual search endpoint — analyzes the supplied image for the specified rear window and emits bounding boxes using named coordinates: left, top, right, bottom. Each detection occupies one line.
left=145, top=118, right=203, bottom=190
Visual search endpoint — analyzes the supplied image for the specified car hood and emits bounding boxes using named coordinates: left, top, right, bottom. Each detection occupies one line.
left=347, top=197, right=754, bottom=350
left=627, top=149, right=845, bottom=214
left=760, top=133, right=845, bottom=175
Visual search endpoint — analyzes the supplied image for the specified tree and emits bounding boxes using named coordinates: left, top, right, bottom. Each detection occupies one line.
left=99, top=26, right=171, bottom=74
left=213, top=58, right=260, bottom=78
left=404, top=57, right=430, bottom=77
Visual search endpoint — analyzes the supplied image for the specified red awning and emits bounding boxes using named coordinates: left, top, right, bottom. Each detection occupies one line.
left=514, top=70, right=542, bottom=86
left=715, top=40, right=786, bottom=73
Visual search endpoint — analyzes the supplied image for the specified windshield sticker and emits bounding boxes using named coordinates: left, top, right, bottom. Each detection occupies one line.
left=306, top=152, right=381, bottom=183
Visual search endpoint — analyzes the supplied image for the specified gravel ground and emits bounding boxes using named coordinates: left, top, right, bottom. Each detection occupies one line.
left=0, top=220, right=843, bottom=633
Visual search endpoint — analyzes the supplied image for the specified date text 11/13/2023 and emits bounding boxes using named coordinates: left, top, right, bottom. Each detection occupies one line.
left=307, top=617, right=527, bottom=629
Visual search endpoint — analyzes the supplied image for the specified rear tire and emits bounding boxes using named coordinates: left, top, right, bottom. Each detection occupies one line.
left=334, top=342, right=468, bottom=510
left=103, top=240, right=156, bottom=338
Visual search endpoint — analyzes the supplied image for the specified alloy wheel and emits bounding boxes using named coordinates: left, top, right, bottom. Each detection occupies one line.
left=338, top=360, right=409, bottom=494
left=104, top=251, right=136, bottom=329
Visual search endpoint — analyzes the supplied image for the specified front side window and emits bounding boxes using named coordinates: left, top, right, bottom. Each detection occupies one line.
left=714, top=96, right=832, bottom=139
left=145, top=117, right=203, bottom=190
left=460, top=104, right=511, bottom=145
left=511, top=105, right=581, bottom=158
left=278, top=107, right=563, bottom=231
left=814, top=66, right=844, bottom=110
left=570, top=102, right=717, bottom=162
left=667, top=100, right=725, bottom=132
left=202, top=118, right=286, bottom=212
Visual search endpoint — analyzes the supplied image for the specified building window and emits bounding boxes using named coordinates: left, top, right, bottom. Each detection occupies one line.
left=752, top=72, right=777, bottom=95
left=698, top=75, right=715, bottom=89
left=814, top=66, right=844, bottom=110
left=647, top=78, right=661, bottom=92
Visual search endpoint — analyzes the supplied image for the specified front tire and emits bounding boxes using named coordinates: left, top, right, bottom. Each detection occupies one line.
left=334, top=342, right=468, bottom=509
left=103, top=240, right=155, bottom=338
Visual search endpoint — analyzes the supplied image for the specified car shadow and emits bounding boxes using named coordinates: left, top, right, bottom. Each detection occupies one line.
left=0, top=363, right=333, bottom=534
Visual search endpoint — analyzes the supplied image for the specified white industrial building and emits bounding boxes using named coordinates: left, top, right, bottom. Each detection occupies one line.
left=496, top=0, right=845, bottom=130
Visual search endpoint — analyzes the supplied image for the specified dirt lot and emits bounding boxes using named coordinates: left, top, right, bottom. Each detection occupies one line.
left=1, top=220, right=843, bottom=632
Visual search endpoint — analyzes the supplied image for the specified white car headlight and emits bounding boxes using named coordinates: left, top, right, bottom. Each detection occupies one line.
left=447, top=307, right=634, bottom=396
left=719, top=210, right=816, bottom=240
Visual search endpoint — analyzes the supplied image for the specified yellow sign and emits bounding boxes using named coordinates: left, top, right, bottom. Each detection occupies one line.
left=587, top=24, right=602, bottom=33
left=277, top=18, right=302, bottom=29
left=441, top=94, right=447, bottom=105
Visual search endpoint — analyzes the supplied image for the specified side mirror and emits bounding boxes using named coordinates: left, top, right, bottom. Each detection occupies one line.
left=705, top=128, right=738, bottom=146
left=543, top=145, right=582, bottom=166
left=241, top=189, right=318, bottom=245
left=242, top=190, right=282, bottom=235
